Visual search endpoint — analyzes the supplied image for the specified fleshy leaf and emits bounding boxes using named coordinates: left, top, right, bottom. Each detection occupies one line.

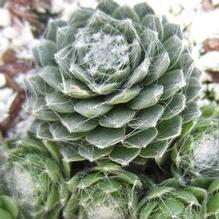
left=97, top=0, right=119, bottom=15
left=45, top=92, right=76, bottom=113
left=110, top=146, right=140, bottom=165
left=134, top=2, right=154, bottom=19
left=78, top=144, right=112, bottom=162
left=182, top=102, right=201, bottom=122
left=113, top=6, right=140, bottom=23
left=163, top=36, right=184, bottom=66
left=126, top=58, right=150, bottom=86
left=140, top=141, right=169, bottom=158
left=63, top=79, right=96, bottom=99
left=39, top=66, right=63, bottom=92
left=33, top=40, right=56, bottom=67
left=61, top=114, right=98, bottom=133
left=74, top=99, right=112, bottom=118
left=159, top=69, right=186, bottom=100
left=128, top=84, right=163, bottom=110
left=185, top=77, right=201, bottom=103
left=162, top=93, right=186, bottom=120
left=124, top=128, right=157, bottom=148
left=157, top=115, right=182, bottom=140
left=106, top=86, right=141, bottom=105
left=129, top=104, right=164, bottom=129
left=144, top=51, right=170, bottom=85
left=46, top=20, right=67, bottom=42
left=99, top=105, right=135, bottom=128
left=86, top=127, right=125, bottom=148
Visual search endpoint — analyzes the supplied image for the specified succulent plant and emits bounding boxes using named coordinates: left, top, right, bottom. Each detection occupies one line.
left=207, top=178, right=219, bottom=218
left=171, top=104, right=219, bottom=183
left=138, top=179, right=207, bottom=219
left=25, top=0, right=202, bottom=166
left=0, top=194, right=18, bottom=219
left=63, top=162, right=142, bottom=219
left=4, top=138, right=67, bottom=219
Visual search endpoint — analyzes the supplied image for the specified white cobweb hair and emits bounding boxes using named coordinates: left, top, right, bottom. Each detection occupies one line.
left=192, top=131, right=219, bottom=175
left=5, top=163, right=37, bottom=206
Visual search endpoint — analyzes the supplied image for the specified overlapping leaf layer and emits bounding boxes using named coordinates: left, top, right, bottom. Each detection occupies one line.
left=26, top=0, right=201, bottom=165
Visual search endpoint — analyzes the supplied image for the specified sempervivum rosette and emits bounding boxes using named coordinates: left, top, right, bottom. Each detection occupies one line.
left=138, top=179, right=207, bottom=219
left=63, top=162, right=142, bottom=219
left=4, top=138, right=68, bottom=219
left=171, top=105, right=219, bottom=184
left=26, top=0, right=202, bottom=165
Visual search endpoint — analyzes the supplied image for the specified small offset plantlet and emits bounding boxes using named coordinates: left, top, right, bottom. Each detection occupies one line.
left=138, top=179, right=207, bottom=219
left=207, top=178, right=219, bottom=218
left=0, top=194, right=18, bottom=219
left=63, top=162, right=142, bottom=219
left=26, top=0, right=202, bottom=166
left=171, top=105, right=219, bottom=183
left=4, top=138, right=67, bottom=219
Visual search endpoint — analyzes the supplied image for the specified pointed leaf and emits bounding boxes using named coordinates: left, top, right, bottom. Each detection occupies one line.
left=126, top=58, right=150, bottom=86
left=208, top=179, right=219, bottom=194
left=61, top=114, right=98, bottom=133
left=110, top=146, right=140, bottom=165
left=183, top=102, right=201, bottom=122
left=78, top=144, right=112, bottom=162
left=159, top=69, right=186, bottom=100
left=106, top=86, right=141, bottom=105
left=142, top=15, right=163, bottom=39
left=45, top=92, right=76, bottom=113
left=113, top=6, right=140, bottom=23
left=134, top=2, right=154, bottom=19
left=59, top=145, right=85, bottom=162
left=163, top=23, right=183, bottom=42
left=140, top=141, right=169, bottom=158
left=86, top=127, right=125, bottom=148
left=49, top=122, right=85, bottom=141
left=46, top=19, right=67, bottom=42
left=69, top=8, right=94, bottom=27
left=128, top=84, right=163, bottom=110
left=130, top=39, right=142, bottom=70
left=74, top=99, right=112, bottom=118
left=63, top=79, right=96, bottom=99
left=185, top=77, right=201, bottom=103
left=97, top=0, right=119, bottom=15
left=129, top=104, right=164, bottom=129
left=163, top=36, right=184, bottom=66
left=157, top=115, right=182, bottom=140
left=144, top=51, right=170, bottom=85
left=87, top=81, right=121, bottom=95
left=99, top=105, right=135, bottom=128
left=39, top=66, right=63, bottom=91
left=207, top=194, right=219, bottom=214
left=162, top=93, right=186, bottom=120
left=33, top=40, right=56, bottom=67
left=124, top=128, right=157, bottom=148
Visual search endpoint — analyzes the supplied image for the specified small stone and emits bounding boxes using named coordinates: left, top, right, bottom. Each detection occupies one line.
left=0, top=9, right=11, bottom=27
left=0, top=74, right=6, bottom=88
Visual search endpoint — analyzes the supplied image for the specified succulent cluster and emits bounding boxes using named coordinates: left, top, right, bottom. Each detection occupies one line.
left=0, top=194, right=18, bottom=219
left=26, top=0, right=201, bottom=166
left=4, top=138, right=67, bottom=219
left=3, top=0, right=219, bottom=219
left=172, top=105, right=219, bottom=183
left=63, top=162, right=142, bottom=219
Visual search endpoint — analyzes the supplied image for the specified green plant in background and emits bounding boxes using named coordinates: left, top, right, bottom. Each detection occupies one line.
left=138, top=179, right=207, bottom=219
left=4, top=138, right=68, bottom=219
left=0, top=193, right=18, bottom=219
left=207, top=178, right=219, bottom=218
left=25, top=0, right=201, bottom=166
left=63, top=162, right=142, bottom=219
left=171, top=104, right=219, bottom=184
